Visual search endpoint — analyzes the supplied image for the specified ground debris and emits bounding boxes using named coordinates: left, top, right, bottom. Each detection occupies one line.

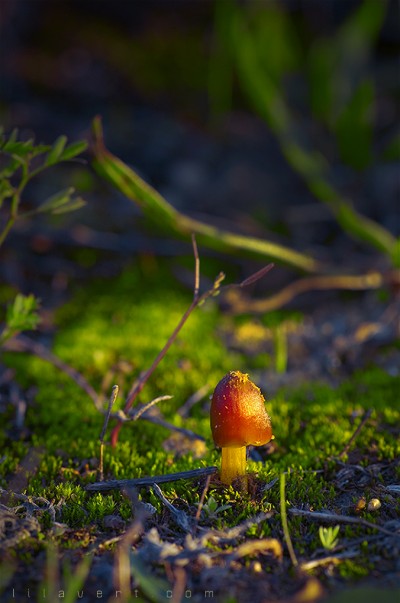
left=0, top=507, right=40, bottom=550
left=0, top=488, right=67, bottom=551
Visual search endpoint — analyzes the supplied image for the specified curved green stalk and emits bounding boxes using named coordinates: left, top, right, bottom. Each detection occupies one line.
left=91, top=117, right=321, bottom=273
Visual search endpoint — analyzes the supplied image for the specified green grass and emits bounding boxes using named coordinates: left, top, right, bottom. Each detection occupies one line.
left=1, top=258, right=399, bottom=600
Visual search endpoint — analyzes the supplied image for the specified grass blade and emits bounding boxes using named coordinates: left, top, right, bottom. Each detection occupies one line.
left=91, top=117, right=320, bottom=273
left=231, top=7, right=397, bottom=262
left=280, top=472, right=298, bottom=568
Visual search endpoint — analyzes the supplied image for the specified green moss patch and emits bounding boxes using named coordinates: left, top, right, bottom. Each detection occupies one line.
left=1, top=260, right=399, bottom=602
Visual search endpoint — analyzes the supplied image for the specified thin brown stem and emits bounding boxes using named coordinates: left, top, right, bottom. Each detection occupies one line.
left=226, top=271, right=385, bottom=314
left=99, top=385, right=119, bottom=481
left=133, top=413, right=204, bottom=441
left=171, top=568, right=187, bottom=603
left=0, top=163, right=31, bottom=248
left=4, top=235, right=273, bottom=450
left=129, top=395, right=172, bottom=421
left=178, top=384, right=210, bottom=418
left=338, top=409, right=373, bottom=458
left=152, top=483, right=191, bottom=531
left=195, top=474, right=212, bottom=522
left=125, top=300, right=197, bottom=409
left=3, top=335, right=102, bottom=411
left=114, top=515, right=144, bottom=603
left=192, top=232, right=200, bottom=299
left=111, top=297, right=198, bottom=446
left=238, top=263, right=275, bottom=287
left=111, top=236, right=274, bottom=446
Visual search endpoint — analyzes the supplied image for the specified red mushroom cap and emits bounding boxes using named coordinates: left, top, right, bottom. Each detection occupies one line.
left=210, top=371, right=272, bottom=447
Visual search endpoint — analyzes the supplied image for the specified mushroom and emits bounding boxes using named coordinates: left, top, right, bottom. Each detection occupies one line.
left=210, top=370, right=273, bottom=486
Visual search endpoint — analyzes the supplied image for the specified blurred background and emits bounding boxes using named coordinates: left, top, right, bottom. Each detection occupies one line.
left=1, top=6, right=399, bottom=600
left=0, top=0, right=399, bottom=302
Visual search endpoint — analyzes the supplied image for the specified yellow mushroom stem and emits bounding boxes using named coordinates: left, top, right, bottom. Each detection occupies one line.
left=220, top=446, right=247, bottom=485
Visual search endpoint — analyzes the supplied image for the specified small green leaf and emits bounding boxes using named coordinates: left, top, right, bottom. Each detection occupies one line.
left=45, top=135, right=68, bottom=165
left=341, top=0, right=386, bottom=47
left=206, top=496, right=218, bottom=512
left=36, top=187, right=75, bottom=213
left=1, top=293, right=40, bottom=344
left=319, top=525, right=340, bottom=551
left=2, top=139, right=34, bottom=157
left=36, top=188, right=86, bottom=216
left=51, top=196, right=86, bottom=215
left=6, top=293, right=40, bottom=330
left=59, top=140, right=88, bottom=161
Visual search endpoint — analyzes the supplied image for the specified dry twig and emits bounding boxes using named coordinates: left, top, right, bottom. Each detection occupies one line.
left=338, top=409, right=373, bottom=458
left=195, top=474, right=212, bottom=522
left=110, top=236, right=273, bottom=446
left=99, top=385, right=119, bottom=481
left=226, top=271, right=385, bottom=314
left=171, top=568, right=186, bottom=603
left=152, top=483, right=192, bottom=532
left=178, top=384, right=211, bottom=418
left=202, top=512, right=272, bottom=544
left=288, top=508, right=399, bottom=538
left=3, top=335, right=102, bottom=411
left=137, top=413, right=204, bottom=442
left=113, top=488, right=146, bottom=603
left=3, top=236, right=273, bottom=450
left=300, top=550, right=359, bottom=571
left=129, top=395, right=173, bottom=421
left=86, top=466, right=218, bottom=492
left=227, top=538, right=283, bottom=561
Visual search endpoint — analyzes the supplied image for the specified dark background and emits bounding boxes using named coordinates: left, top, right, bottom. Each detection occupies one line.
left=0, top=0, right=399, bottom=299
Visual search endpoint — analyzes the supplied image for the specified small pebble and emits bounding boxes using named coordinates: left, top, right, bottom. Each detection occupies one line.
left=367, top=498, right=381, bottom=512
left=252, top=561, right=263, bottom=573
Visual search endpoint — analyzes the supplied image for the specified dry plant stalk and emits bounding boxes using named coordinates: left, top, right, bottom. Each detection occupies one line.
left=110, top=235, right=274, bottom=446
left=338, top=408, right=373, bottom=458
left=98, top=385, right=119, bottom=481
left=288, top=508, right=399, bottom=538
left=3, top=235, right=274, bottom=452
left=113, top=488, right=146, bottom=603
left=226, top=270, right=389, bottom=314
left=86, top=466, right=218, bottom=492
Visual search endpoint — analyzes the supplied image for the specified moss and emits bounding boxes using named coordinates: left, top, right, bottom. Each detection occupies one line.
left=338, top=559, right=371, bottom=579
left=0, top=441, right=28, bottom=487
left=2, top=259, right=399, bottom=592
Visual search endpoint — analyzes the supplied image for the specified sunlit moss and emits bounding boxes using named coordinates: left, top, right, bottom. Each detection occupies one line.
left=2, top=260, right=399, bottom=584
